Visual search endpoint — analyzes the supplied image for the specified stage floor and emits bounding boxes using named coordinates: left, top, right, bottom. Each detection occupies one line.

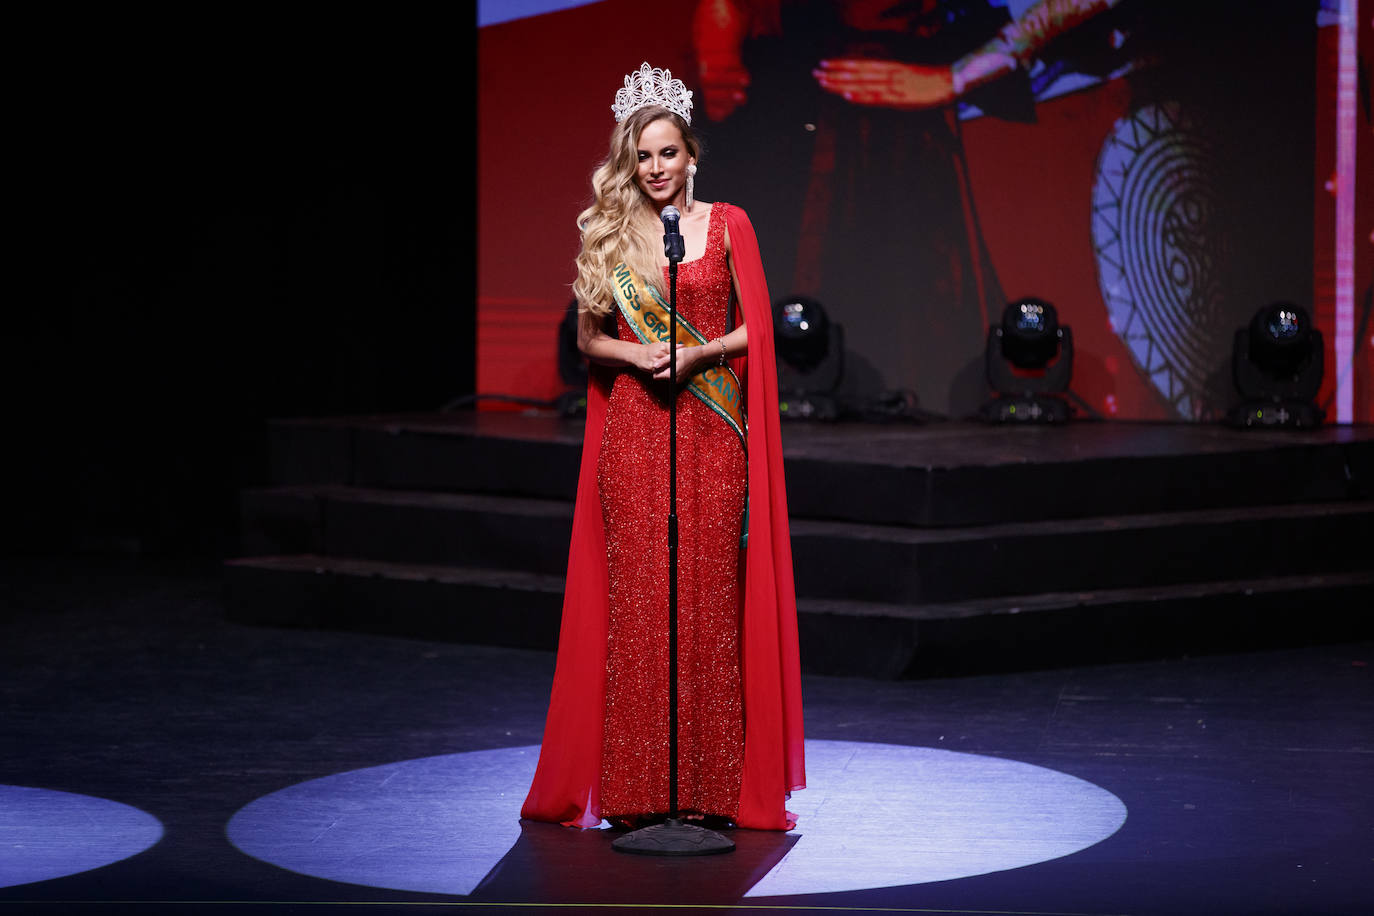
left=2, top=557, right=1371, bottom=915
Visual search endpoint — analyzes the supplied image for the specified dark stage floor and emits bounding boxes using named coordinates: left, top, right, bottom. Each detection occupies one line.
left=1, top=557, right=1371, bottom=915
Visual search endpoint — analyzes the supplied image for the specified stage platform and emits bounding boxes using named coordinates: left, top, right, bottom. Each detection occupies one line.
left=1, top=558, right=1370, bottom=914
left=227, top=412, right=1374, bottom=677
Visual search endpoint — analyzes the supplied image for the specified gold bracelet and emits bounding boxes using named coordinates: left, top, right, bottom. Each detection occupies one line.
left=717, top=338, right=727, bottom=366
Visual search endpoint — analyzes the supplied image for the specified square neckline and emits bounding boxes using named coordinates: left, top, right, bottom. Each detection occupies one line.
left=662, top=202, right=723, bottom=270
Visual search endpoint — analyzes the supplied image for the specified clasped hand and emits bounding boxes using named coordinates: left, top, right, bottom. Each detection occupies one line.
left=641, top=341, right=705, bottom=382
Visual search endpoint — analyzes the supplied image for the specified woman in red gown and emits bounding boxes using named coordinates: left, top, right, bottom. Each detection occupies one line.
left=521, top=63, right=805, bottom=831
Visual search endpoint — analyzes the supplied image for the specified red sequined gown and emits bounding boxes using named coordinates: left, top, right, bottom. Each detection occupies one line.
left=596, top=202, right=746, bottom=821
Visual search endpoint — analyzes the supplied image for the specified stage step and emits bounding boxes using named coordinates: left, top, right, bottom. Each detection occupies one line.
left=231, top=414, right=1374, bottom=676
left=224, top=555, right=1374, bottom=678
left=226, top=555, right=565, bottom=651
left=238, top=484, right=1374, bottom=604
left=797, top=572, right=1374, bottom=677
left=239, top=486, right=574, bottom=574
left=790, top=500, right=1374, bottom=603
left=262, top=414, right=1374, bottom=526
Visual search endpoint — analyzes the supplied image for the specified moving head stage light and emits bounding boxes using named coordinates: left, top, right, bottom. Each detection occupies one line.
left=1226, top=302, right=1324, bottom=428
left=979, top=298, right=1074, bottom=423
left=774, top=296, right=844, bottom=420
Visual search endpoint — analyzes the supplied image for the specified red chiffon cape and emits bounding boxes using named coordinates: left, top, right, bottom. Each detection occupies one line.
left=520, top=204, right=805, bottom=830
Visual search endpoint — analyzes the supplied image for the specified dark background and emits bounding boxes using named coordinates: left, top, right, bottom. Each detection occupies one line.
left=12, top=14, right=476, bottom=567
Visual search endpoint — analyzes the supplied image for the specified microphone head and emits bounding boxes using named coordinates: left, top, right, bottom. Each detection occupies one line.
left=660, top=205, right=680, bottom=226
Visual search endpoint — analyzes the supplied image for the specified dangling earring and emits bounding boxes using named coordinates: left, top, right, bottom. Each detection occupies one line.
left=686, top=163, right=697, bottom=211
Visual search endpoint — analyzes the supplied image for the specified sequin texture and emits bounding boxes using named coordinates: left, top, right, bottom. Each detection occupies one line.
left=597, top=202, right=745, bottom=821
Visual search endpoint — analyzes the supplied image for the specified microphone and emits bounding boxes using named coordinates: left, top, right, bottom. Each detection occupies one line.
left=661, top=206, right=686, bottom=263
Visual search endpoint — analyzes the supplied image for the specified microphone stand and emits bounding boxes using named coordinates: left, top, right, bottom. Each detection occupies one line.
left=612, top=211, right=734, bottom=857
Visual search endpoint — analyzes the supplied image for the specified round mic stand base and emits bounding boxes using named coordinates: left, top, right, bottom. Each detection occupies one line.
left=611, top=818, right=735, bottom=856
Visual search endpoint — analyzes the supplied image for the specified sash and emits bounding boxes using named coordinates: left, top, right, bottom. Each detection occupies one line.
left=610, top=261, right=747, bottom=452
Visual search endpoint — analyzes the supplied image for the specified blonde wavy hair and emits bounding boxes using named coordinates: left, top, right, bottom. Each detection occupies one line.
left=573, top=106, right=701, bottom=324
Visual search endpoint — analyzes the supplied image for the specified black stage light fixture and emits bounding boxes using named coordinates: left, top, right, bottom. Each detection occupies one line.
left=775, top=296, right=830, bottom=371
left=774, top=296, right=844, bottom=420
left=979, top=297, right=1074, bottom=423
left=1225, top=302, right=1324, bottom=428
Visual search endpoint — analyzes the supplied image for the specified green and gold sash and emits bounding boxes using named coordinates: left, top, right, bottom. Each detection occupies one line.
left=610, top=261, right=747, bottom=452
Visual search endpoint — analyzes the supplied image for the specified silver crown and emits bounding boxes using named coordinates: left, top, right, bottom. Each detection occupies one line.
left=611, top=62, right=693, bottom=125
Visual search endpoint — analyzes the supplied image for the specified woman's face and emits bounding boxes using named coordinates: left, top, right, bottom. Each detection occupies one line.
left=634, top=117, right=693, bottom=211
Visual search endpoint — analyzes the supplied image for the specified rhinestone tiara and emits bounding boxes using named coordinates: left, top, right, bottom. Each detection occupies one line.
left=611, top=62, right=693, bottom=125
